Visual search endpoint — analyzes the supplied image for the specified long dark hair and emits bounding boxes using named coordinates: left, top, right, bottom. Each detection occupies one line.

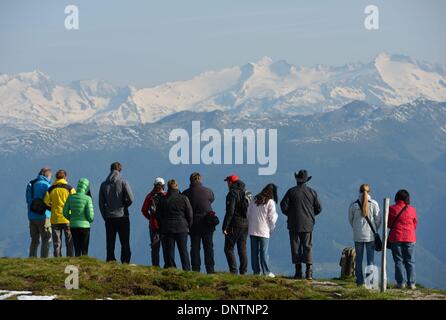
left=254, top=183, right=278, bottom=206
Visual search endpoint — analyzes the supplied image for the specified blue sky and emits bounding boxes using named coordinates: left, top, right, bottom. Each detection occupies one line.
left=0, top=0, right=445, bottom=87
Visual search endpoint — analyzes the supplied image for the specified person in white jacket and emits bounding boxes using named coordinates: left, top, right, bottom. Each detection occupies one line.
left=247, top=183, right=279, bottom=277
left=348, top=184, right=381, bottom=286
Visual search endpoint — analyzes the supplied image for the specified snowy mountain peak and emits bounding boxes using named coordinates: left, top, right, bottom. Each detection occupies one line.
left=256, top=56, right=274, bottom=66
left=22, top=69, right=48, bottom=78
left=270, top=60, right=297, bottom=77
left=71, top=79, right=122, bottom=98
left=16, top=70, right=52, bottom=85
left=375, top=52, right=417, bottom=65
left=1, top=54, right=445, bottom=129
left=373, top=52, right=446, bottom=105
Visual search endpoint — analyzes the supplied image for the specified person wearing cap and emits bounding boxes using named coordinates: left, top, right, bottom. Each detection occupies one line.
left=280, top=170, right=322, bottom=280
left=157, top=179, right=193, bottom=271
left=141, top=177, right=166, bottom=267
left=222, top=174, right=251, bottom=275
left=182, top=172, right=216, bottom=274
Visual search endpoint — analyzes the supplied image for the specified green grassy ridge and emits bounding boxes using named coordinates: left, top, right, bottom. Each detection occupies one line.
left=0, top=257, right=445, bottom=300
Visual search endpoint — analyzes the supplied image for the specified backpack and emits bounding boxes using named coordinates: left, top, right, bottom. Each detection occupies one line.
left=339, top=247, right=356, bottom=278
left=150, top=192, right=164, bottom=216
left=239, top=190, right=253, bottom=218
left=28, top=179, right=48, bottom=215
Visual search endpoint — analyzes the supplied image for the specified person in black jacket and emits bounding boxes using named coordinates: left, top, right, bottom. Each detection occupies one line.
left=222, top=174, right=249, bottom=275
left=182, top=172, right=216, bottom=274
left=280, top=170, right=322, bottom=280
left=157, top=179, right=193, bottom=271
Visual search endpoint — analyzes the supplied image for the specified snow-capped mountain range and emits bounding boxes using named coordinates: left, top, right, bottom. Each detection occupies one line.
left=1, top=52, right=446, bottom=129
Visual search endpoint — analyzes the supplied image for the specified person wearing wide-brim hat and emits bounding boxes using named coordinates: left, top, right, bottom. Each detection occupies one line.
left=280, top=169, right=322, bottom=280
left=295, top=170, right=312, bottom=183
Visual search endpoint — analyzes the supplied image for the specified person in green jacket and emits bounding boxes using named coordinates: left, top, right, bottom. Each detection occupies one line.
left=63, top=178, right=94, bottom=256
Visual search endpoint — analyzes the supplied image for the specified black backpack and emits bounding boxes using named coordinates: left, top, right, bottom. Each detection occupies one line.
left=239, top=190, right=253, bottom=218
left=150, top=192, right=164, bottom=214
left=28, top=179, right=49, bottom=215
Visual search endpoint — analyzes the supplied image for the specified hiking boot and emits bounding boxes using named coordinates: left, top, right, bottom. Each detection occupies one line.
left=305, top=264, right=313, bottom=280
left=294, top=263, right=303, bottom=279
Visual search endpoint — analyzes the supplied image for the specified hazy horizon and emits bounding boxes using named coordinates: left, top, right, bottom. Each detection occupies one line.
left=1, top=0, right=445, bottom=87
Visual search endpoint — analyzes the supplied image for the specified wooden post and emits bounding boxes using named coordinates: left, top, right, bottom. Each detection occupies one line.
left=380, top=198, right=390, bottom=292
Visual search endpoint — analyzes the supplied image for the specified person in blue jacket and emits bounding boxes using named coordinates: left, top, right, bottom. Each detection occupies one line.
left=26, top=167, right=53, bottom=258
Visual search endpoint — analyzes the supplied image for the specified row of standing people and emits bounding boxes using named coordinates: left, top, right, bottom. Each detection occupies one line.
left=25, top=164, right=417, bottom=288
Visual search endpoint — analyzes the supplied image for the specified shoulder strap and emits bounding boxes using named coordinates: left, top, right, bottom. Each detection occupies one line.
left=364, top=216, right=377, bottom=234
left=389, top=205, right=408, bottom=229
left=355, top=200, right=376, bottom=233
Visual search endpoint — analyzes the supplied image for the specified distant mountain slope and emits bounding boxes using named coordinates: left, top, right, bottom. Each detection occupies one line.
left=1, top=53, right=446, bottom=129
left=1, top=100, right=444, bottom=158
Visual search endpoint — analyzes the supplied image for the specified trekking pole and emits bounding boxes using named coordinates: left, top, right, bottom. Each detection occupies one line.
left=380, top=198, right=390, bottom=292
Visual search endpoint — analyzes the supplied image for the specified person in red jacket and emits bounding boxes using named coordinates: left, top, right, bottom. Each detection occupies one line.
left=388, top=189, right=417, bottom=289
left=141, top=177, right=166, bottom=267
